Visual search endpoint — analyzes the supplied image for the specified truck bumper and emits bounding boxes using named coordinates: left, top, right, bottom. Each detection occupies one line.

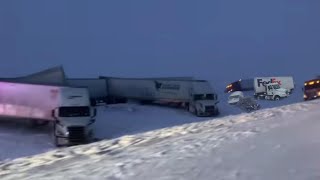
left=198, top=108, right=220, bottom=117
left=54, top=125, right=93, bottom=146
left=304, top=95, right=319, bottom=101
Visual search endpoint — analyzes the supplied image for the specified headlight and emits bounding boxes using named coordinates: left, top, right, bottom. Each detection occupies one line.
left=318, top=92, right=320, bottom=96
left=304, top=94, right=307, bottom=98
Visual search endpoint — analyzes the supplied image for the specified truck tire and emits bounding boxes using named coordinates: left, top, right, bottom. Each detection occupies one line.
left=54, top=136, right=63, bottom=147
left=215, top=108, right=220, bottom=116
left=274, top=96, right=280, bottom=101
left=194, top=109, right=199, bottom=116
left=53, top=122, right=64, bottom=147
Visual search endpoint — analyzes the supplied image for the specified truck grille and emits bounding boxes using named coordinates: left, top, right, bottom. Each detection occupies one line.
left=67, top=126, right=86, bottom=143
left=205, top=106, right=216, bottom=112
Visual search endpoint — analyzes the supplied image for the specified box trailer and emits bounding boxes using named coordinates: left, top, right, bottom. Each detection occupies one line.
left=0, top=81, right=96, bottom=147
left=100, top=77, right=220, bottom=117
left=253, top=76, right=294, bottom=100
left=66, top=78, right=108, bottom=106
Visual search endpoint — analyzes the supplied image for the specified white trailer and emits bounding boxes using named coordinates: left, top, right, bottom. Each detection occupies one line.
left=100, top=77, right=220, bottom=117
left=67, top=78, right=108, bottom=106
left=0, top=81, right=96, bottom=147
left=253, top=76, right=294, bottom=100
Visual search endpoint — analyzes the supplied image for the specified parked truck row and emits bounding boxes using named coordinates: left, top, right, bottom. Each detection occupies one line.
left=68, top=77, right=220, bottom=117
left=225, top=76, right=295, bottom=101
left=2, top=65, right=318, bottom=148
left=225, top=75, right=320, bottom=109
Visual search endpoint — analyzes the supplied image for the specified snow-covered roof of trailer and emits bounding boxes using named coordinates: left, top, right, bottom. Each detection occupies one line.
left=0, top=66, right=67, bottom=86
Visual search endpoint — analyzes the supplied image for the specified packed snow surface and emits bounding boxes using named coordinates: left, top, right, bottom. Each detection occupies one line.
left=1, top=99, right=320, bottom=180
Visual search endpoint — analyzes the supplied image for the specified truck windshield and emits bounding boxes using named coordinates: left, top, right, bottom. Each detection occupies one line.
left=59, top=106, right=90, bottom=117
left=273, top=85, right=280, bottom=89
left=193, top=94, right=215, bottom=100
left=229, top=95, right=240, bottom=100
left=305, top=81, right=320, bottom=90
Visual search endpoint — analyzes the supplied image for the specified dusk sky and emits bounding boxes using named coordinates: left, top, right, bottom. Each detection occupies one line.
left=0, top=0, right=319, bottom=88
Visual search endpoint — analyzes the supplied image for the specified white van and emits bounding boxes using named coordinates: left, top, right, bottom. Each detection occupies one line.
left=228, top=91, right=244, bottom=105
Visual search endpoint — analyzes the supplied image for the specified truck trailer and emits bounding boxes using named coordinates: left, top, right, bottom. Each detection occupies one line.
left=100, top=77, right=220, bottom=117
left=66, top=78, right=108, bottom=106
left=0, top=81, right=96, bottom=147
left=225, top=79, right=254, bottom=93
left=253, top=76, right=294, bottom=100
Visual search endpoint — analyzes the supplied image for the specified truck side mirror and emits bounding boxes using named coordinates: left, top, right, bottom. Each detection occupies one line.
left=52, top=108, right=59, bottom=119
left=92, top=108, right=97, bottom=118
left=51, top=109, right=55, bottom=118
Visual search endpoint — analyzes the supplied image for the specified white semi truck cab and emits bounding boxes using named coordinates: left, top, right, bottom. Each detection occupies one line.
left=51, top=88, right=96, bottom=147
left=255, top=83, right=289, bottom=100
left=187, top=81, right=220, bottom=116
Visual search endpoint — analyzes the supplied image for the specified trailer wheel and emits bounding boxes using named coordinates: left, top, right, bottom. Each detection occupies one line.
left=274, top=96, right=280, bottom=101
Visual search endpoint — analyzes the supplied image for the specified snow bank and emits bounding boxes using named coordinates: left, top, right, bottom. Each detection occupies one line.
left=0, top=99, right=318, bottom=179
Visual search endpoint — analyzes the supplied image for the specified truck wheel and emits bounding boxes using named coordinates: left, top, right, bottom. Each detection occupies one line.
left=274, top=96, right=280, bottom=101
left=215, top=109, right=220, bottom=116
left=194, top=109, right=199, bottom=116
left=53, top=122, right=63, bottom=147
left=54, top=136, right=63, bottom=147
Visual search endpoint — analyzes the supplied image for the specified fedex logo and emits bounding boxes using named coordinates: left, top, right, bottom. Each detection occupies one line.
left=257, top=78, right=282, bottom=87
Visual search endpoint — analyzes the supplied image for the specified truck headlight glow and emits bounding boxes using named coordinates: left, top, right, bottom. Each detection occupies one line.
left=304, top=94, right=307, bottom=98
left=318, top=92, right=320, bottom=96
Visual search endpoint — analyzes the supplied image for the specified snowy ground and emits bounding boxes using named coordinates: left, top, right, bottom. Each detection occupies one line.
left=1, top=99, right=319, bottom=179
left=0, top=88, right=304, bottom=161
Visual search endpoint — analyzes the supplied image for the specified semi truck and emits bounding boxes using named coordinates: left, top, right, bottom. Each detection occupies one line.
left=0, top=81, right=96, bottom=147
left=303, top=78, right=320, bottom=101
left=225, top=79, right=254, bottom=93
left=100, top=77, right=220, bottom=117
left=66, top=78, right=108, bottom=106
left=253, top=77, right=294, bottom=100
left=66, top=77, right=194, bottom=106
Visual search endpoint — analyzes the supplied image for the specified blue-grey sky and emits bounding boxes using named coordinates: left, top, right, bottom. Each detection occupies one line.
left=0, top=0, right=319, bottom=88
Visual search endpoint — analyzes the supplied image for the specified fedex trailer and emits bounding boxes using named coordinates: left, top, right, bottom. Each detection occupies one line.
left=0, top=81, right=96, bottom=147
left=253, top=76, right=294, bottom=100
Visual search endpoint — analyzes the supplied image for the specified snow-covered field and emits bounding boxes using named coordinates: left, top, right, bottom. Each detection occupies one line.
left=0, top=88, right=303, bottom=161
left=1, top=98, right=319, bottom=179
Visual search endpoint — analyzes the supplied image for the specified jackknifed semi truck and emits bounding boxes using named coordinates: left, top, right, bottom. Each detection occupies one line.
left=0, top=81, right=96, bottom=147
left=66, top=78, right=108, bottom=106
left=100, top=77, right=220, bottom=117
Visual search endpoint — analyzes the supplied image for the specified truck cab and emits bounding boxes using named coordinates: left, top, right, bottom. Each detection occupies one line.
left=303, top=79, right=320, bottom=101
left=265, top=83, right=289, bottom=100
left=188, top=81, right=220, bottom=116
left=52, top=87, right=96, bottom=147
left=255, top=83, right=289, bottom=100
